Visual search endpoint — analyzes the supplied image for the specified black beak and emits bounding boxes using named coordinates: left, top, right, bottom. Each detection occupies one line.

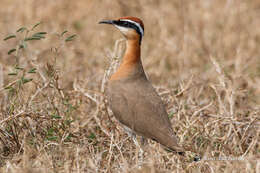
left=99, top=20, right=114, bottom=25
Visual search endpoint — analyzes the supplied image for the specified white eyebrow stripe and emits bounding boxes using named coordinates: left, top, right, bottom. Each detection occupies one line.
left=114, top=25, right=129, bottom=33
left=120, top=19, right=144, bottom=36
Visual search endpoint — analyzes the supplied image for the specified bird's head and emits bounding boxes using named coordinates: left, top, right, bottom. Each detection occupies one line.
left=99, top=16, right=144, bottom=44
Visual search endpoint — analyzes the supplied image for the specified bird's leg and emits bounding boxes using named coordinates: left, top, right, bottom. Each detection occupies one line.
left=141, top=136, right=147, bottom=146
left=132, top=135, right=144, bottom=153
left=131, top=134, right=144, bottom=165
left=122, top=125, right=144, bottom=164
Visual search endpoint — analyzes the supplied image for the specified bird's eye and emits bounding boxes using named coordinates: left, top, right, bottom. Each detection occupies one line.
left=121, top=21, right=129, bottom=26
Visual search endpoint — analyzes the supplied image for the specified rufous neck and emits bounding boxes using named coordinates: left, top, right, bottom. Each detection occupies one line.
left=110, top=39, right=142, bottom=81
left=121, top=39, right=141, bottom=65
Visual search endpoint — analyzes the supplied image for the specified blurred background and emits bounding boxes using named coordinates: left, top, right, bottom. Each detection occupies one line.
left=1, top=0, right=259, bottom=94
left=0, top=0, right=259, bottom=172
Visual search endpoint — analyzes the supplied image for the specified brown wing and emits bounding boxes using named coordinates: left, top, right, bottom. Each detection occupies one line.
left=107, top=77, right=183, bottom=152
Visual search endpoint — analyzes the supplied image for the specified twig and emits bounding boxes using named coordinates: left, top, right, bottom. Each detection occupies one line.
left=0, top=110, right=25, bottom=125
left=175, top=74, right=193, bottom=97
left=75, top=85, right=99, bottom=105
left=93, top=106, right=111, bottom=137
left=0, top=64, right=3, bottom=89
left=27, top=81, right=50, bottom=107
left=0, top=79, right=19, bottom=92
left=190, top=101, right=213, bottom=125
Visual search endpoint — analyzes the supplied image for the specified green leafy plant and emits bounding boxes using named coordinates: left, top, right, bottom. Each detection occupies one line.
left=1, top=22, right=77, bottom=158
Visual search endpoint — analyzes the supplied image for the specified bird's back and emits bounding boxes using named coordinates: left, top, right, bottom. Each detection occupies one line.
left=107, top=75, right=183, bottom=152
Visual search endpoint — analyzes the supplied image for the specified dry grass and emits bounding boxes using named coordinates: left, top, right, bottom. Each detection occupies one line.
left=0, top=0, right=259, bottom=172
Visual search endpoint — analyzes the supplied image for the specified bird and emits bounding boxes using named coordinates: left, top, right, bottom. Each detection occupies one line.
left=99, top=16, right=184, bottom=154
